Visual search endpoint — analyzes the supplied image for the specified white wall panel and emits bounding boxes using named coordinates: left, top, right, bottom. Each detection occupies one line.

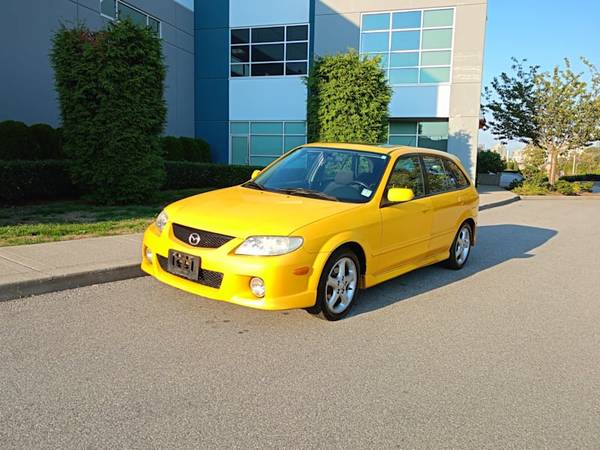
left=229, top=78, right=307, bottom=121
left=389, top=85, right=450, bottom=118
left=230, top=0, right=310, bottom=27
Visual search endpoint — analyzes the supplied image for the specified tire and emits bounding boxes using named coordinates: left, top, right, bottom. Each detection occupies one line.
left=444, top=222, right=473, bottom=270
left=307, top=248, right=361, bottom=321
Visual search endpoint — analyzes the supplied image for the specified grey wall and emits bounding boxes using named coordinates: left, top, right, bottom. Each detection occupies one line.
left=0, top=0, right=194, bottom=137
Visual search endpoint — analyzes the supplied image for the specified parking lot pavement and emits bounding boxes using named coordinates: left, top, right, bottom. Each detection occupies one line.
left=2, top=200, right=600, bottom=449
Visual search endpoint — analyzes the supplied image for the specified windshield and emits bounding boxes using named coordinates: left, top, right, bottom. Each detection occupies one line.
left=245, top=147, right=390, bottom=203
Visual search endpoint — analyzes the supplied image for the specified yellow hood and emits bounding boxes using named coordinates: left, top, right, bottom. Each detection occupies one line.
left=167, top=186, right=361, bottom=238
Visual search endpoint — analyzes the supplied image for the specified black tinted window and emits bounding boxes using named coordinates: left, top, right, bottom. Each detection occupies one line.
left=443, top=159, right=470, bottom=189
left=422, top=155, right=453, bottom=194
left=386, top=156, right=425, bottom=197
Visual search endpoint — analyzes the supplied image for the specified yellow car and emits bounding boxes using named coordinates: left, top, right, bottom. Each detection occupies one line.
left=141, top=143, right=478, bottom=320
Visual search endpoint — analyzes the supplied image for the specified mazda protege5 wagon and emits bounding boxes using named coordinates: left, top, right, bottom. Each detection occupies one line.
left=141, top=143, right=479, bottom=320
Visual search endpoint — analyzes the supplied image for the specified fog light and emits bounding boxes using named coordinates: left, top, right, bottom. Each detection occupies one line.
left=249, top=277, right=265, bottom=298
left=145, top=247, right=153, bottom=262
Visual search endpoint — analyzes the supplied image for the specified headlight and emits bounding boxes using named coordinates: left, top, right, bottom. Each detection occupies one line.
left=235, top=236, right=303, bottom=256
left=155, top=210, right=168, bottom=233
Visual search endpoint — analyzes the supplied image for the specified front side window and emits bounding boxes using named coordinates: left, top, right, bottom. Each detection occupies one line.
left=360, top=8, right=454, bottom=85
left=248, top=147, right=389, bottom=204
left=386, top=155, right=425, bottom=197
left=422, top=155, right=454, bottom=194
left=230, top=25, right=309, bottom=78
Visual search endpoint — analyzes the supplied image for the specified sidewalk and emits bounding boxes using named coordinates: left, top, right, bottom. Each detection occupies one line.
left=1, top=187, right=519, bottom=302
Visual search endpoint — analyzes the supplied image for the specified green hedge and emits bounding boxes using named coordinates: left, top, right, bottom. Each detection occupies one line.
left=164, top=161, right=259, bottom=189
left=0, top=160, right=258, bottom=204
left=161, top=136, right=211, bottom=162
left=560, top=174, right=600, bottom=182
left=0, top=120, right=64, bottom=160
left=0, top=160, right=76, bottom=203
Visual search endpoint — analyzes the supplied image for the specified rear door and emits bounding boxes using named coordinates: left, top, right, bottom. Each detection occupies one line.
left=422, top=155, right=467, bottom=255
left=376, top=155, right=433, bottom=274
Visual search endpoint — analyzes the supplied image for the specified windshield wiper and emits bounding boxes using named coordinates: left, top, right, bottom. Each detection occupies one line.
left=277, top=188, right=339, bottom=202
left=243, top=180, right=265, bottom=191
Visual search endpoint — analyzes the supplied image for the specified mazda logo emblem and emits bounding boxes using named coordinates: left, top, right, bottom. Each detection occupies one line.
left=188, top=233, right=201, bottom=246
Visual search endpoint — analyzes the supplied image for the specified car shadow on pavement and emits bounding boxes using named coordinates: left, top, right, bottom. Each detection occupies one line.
left=349, top=224, right=557, bottom=317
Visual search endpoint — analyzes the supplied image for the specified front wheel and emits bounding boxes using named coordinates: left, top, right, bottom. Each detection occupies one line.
left=444, top=223, right=472, bottom=270
left=308, top=249, right=360, bottom=321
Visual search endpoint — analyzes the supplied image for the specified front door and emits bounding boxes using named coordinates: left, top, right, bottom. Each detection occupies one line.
left=375, top=155, right=433, bottom=275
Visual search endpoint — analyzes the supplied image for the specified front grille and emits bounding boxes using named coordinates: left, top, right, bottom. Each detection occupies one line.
left=157, top=254, right=224, bottom=289
left=172, top=223, right=234, bottom=249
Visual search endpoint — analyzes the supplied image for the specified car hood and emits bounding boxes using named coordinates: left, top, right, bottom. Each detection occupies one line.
left=167, top=186, right=361, bottom=237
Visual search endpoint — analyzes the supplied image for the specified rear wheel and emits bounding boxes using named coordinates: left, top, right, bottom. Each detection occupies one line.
left=307, top=248, right=360, bottom=321
left=444, top=223, right=472, bottom=270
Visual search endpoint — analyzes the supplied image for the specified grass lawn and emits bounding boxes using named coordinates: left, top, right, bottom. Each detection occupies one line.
left=0, top=189, right=212, bottom=246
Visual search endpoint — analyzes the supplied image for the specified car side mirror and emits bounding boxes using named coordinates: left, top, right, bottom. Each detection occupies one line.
left=251, top=169, right=261, bottom=180
left=387, top=187, right=414, bottom=203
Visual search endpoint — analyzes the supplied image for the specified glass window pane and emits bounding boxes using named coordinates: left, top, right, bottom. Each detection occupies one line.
left=230, top=122, right=249, bottom=134
left=360, top=32, right=389, bottom=53
left=285, top=62, right=307, bottom=75
left=418, top=121, right=448, bottom=136
left=284, top=122, right=306, bottom=135
left=284, top=136, right=306, bottom=151
left=421, top=50, right=451, bottom=66
left=251, top=63, right=284, bottom=76
left=362, top=13, right=390, bottom=31
left=118, top=3, right=146, bottom=27
left=286, top=25, right=308, bottom=41
left=231, top=136, right=248, bottom=165
left=231, top=28, right=249, bottom=44
left=252, top=27, right=284, bottom=43
left=387, top=156, right=425, bottom=196
left=422, top=155, right=452, bottom=193
left=389, top=136, right=417, bottom=146
left=443, top=159, right=469, bottom=187
left=390, top=121, right=417, bottom=134
left=420, top=67, right=450, bottom=83
left=251, top=44, right=284, bottom=62
left=250, top=156, right=277, bottom=167
left=389, top=68, right=418, bottom=84
left=391, top=31, right=420, bottom=51
left=423, top=9, right=454, bottom=28
left=231, top=45, right=249, bottom=63
left=418, top=136, right=448, bottom=151
left=390, top=52, right=419, bottom=67
left=101, top=0, right=116, bottom=18
left=251, top=136, right=283, bottom=156
left=392, top=11, right=421, bottom=29
left=364, top=53, right=389, bottom=69
left=230, top=64, right=249, bottom=77
left=422, top=29, right=453, bottom=49
left=286, top=42, right=307, bottom=61
left=148, top=17, right=160, bottom=34
left=251, top=122, right=283, bottom=134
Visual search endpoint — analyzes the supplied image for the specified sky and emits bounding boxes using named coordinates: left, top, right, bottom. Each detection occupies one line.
left=480, top=0, right=600, bottom=151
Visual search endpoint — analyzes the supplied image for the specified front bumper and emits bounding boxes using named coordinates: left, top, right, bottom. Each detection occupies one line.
left=141, top=224, right=320, bottom=310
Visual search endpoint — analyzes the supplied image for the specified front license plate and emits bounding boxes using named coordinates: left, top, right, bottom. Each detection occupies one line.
left=167, top=250, right=200, bottom=280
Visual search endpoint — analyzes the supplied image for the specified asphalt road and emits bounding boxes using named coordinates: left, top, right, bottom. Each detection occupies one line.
left=2, top=200, right=600, bottom=449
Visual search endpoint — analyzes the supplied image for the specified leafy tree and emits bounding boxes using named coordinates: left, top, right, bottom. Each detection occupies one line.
left=483, top=58, right=600, bottom=184
left=51, top=20, right=166, bottom=204
left=306, top=51, right=391, bottom=144
left=476, top=150, right=505, bottom=173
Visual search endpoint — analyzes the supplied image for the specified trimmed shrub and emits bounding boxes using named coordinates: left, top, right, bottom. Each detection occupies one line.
left=161, top=136, right=211, bottom=162
left=0, top=160, right=75, bottom=203
left=164, top=162, right=260, bottom=189
left=0, top=120, right=39, bottom=160
left=477, top=150, right=505, bottom=174
left=51, top=21, right=166, bottom=204
left=554, top=180, right=575, bottom=195
left=306, top=50, right=391, bottom=144
left=512, top=181, right=549, bottom=196
left=29, top=123, right=64, bottom=159
left=560, top=174, right=600, bottom=182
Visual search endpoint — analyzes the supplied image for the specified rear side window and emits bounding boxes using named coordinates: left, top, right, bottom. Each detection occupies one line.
left=443, top=159, right=470, bottom=189
left=386, top=156, right=425, bottom=197
left=422, top=155, right=454, bottom=194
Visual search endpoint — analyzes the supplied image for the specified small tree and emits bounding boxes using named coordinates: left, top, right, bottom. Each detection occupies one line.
left=483, top=58, right=600, bottom=184
left=51, top=21, right=166, bottom=204
left=476, top=150, right=505, bottom=174
left=306, top=51, right=391, bottom=144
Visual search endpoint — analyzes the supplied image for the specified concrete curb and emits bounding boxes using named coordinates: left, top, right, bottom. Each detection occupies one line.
left=0, top=264, right=146, bottom=302
left=479, top=195, right=521, bottom=211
